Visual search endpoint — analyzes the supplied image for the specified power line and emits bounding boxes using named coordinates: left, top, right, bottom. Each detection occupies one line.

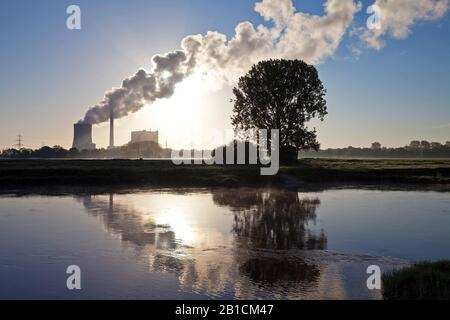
left=14, top=134, right=24, bottom=149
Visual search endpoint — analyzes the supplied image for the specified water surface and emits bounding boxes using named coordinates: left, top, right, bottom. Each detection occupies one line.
left=1, top=188, right=449, bottom=300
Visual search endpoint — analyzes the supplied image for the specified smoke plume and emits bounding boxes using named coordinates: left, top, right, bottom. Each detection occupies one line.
left=80, top=0, right=365, bottom=124
left=80, top=0, right=449, bottom=124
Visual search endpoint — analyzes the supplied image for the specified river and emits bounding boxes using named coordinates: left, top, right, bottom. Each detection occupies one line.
left=1, top=187, right=449, bottom=299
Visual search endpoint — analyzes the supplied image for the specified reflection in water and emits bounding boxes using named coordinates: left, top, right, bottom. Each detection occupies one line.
left=240, top=257, right=320, bottom=286
left=213, top=190, right=327, bottom=250
left=82, top=195, right=178, bottom=250
left=213, top=190, right=326, bottom=294
left=76, top=190, right=378, bottom=299
left=5, top=188, right=441, bottom=299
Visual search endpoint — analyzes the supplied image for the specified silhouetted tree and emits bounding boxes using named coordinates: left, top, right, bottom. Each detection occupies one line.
left=2, top=148, right=20, bottom=158
left=69, top=148, right=80, bottom=157
left=420, top=140, right=431, bottom=150
left=409, top=141, right=421, bottom=149
left=431, top=142, right=443, bottom=150
left=231, top=59, right=327, bottom=163
left=212, top=140, right=259, bottom=164
left=371, top=142, right=382, bottom=150
left=34, top=146, right=55, bottom=158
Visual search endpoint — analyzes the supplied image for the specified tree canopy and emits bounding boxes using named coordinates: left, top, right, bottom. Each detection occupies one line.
left=231, top=59, right=327, bottom=162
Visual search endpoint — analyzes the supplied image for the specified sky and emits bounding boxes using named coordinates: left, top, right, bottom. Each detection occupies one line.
left=0, top=0, right=449, bottom=150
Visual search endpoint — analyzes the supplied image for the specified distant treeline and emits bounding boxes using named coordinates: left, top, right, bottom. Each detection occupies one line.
left=0, top=140, right=262, bottom=161
left=0, top=141, right=171, bottom=159
left=301, top=141, right=450, bottom=158
left=2, top=140, right=450, bottom=159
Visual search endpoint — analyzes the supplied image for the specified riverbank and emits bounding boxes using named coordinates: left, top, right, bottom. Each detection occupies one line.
left=0, top=158, right=449, bottom=188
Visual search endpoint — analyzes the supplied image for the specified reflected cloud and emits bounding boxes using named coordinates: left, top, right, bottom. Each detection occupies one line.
left=81, top=194, right=177, bottom=250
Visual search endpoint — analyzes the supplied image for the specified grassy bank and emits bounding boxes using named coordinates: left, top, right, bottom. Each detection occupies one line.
left=0, top=158, right=449, bottom=188
left=293, top=158, right=450, bottom=185
left=383, top=261, right=450, bottom=300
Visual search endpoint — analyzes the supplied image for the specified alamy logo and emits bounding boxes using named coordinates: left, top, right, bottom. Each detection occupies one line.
left=66, top=265, right=82, bottom=290
left=66, top=5, right=81, bottom=30
left=171, top=129, right=280, bottom=176
left=366, top=265, right=381, bottom=290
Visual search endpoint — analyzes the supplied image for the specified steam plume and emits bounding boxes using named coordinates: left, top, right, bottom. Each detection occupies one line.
left=79, top=0, right=362, bottom=124
left=81, top=50, right=194, bottom=124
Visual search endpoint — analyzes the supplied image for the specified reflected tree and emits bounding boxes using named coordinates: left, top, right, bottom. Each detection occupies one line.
left=78, top=191, right=327, bottom=298
left=213, top=189, right=327, bottom=250
left=239, top=257, right=320, bottom=286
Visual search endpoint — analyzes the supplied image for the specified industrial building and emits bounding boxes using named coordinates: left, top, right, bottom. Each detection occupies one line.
left=130, top=130, right=159, bottom=144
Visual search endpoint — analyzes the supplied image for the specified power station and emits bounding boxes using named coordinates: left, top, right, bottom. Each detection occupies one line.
left=73, top=109, right=114, bottom=151
left=72, top=111, right=159, bottom=150
left=72, top=123, right=96, bottom=151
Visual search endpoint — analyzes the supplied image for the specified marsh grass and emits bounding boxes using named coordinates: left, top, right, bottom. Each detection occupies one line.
left=383, top=261, right=450, bottom=300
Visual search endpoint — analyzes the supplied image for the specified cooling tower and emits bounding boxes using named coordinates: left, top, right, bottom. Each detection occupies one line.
left=72, top=123, right=96, bottom=151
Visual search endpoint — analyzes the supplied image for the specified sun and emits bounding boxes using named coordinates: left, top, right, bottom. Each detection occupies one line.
left=123, top=73, right=220, bottom=149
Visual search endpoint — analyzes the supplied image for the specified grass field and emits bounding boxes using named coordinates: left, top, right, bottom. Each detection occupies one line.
left=294, top=158, right=450, bottom=184
left=0, top=158, right=449, bottom=188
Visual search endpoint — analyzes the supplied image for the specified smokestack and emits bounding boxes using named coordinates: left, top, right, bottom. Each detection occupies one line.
left=109, top=108, right=114, bottom=148
left=73, top=123, right=96, bottom=151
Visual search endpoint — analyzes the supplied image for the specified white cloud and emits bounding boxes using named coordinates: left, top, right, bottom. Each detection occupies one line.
left=360, top=0, right=449, bottom=49
left=183, top=0, right=362, bottom=83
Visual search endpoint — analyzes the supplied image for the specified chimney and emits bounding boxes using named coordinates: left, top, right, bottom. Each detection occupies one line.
left=109, top=108, right=114, bottom=148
